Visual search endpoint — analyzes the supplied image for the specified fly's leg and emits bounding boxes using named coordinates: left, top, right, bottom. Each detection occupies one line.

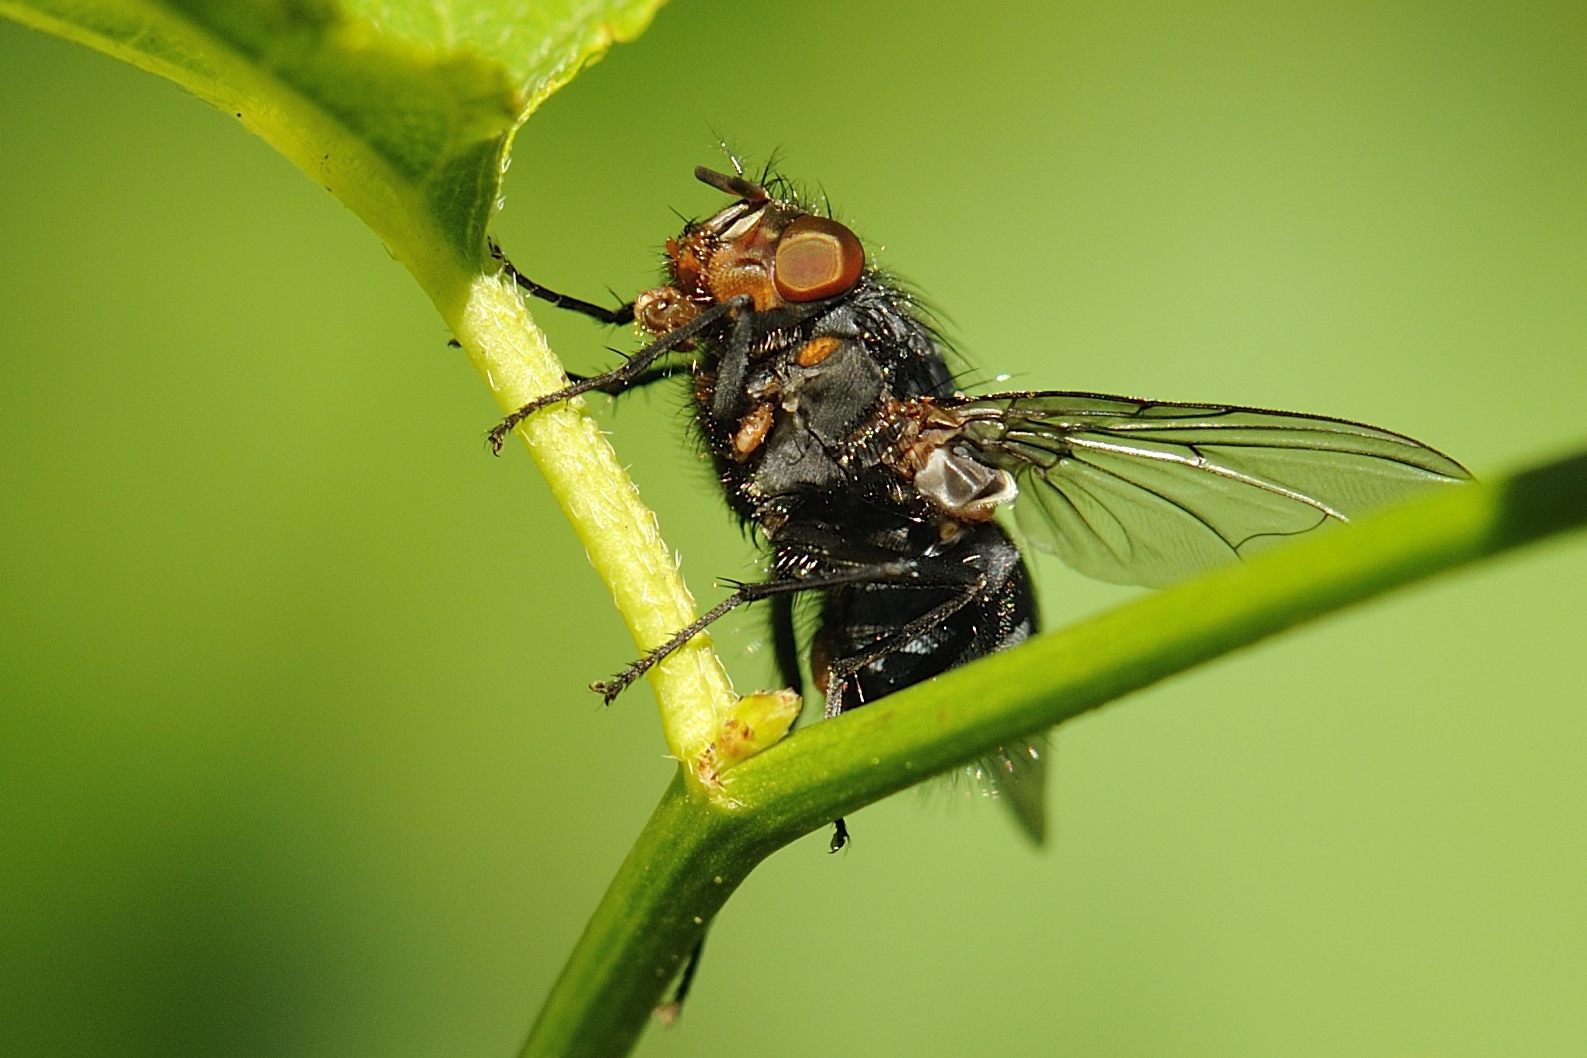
left=589, top=560, right=923, bottom=704
left=820, top=576, right=987, bottom=720
left=654, top=934, right=706, bottom=1025
left=769, top=594, right=803, bottom=703
left=486, top=294, right=751, bottom=453
left=818, top=571, right=989, bottom=853
left=773, top=586, right=852, bottom=850
left=565, top=360, right=678, bottom=394
left=488, top=238, right=634, bottom=325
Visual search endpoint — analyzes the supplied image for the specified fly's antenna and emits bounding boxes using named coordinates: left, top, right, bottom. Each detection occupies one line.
left=695, top=166, right=768, bottom=202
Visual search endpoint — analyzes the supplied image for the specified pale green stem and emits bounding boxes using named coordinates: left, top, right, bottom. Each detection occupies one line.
left=437, top=272, right=737, bottom=770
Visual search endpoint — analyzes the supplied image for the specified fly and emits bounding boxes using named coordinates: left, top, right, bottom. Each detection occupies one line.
left=489, top=161, right=1470, bottom=854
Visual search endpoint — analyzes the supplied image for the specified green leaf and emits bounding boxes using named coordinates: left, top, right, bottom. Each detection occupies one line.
left=0, top=0, right=661, bottom=288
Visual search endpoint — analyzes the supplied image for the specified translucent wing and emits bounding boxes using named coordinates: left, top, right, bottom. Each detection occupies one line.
left=946, top=391, right=1471, bottom=588
left=977, top=741, right=1048, bottom=845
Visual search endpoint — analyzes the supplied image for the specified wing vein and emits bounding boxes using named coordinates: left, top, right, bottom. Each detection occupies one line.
left=1062, top=435, right=1352, bottom=522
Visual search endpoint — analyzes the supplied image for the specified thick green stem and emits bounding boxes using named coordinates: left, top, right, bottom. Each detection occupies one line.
left=520, top=776, right=767, bottom=1058
left=438, top=272, right=738, bottom=770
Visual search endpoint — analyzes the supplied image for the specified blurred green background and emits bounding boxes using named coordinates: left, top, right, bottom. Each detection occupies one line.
left=3, top=2, right=1585, bottom=1056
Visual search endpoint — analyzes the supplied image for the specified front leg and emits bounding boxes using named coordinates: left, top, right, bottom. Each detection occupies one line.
left=487, top=294, right=751, bottom=453
left=488, top=238, right=634, bottom=325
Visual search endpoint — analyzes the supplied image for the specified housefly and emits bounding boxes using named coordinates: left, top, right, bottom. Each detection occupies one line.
left=489, top=162, right=1470, bottom=852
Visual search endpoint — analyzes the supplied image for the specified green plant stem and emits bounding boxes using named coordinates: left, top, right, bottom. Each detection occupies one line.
left=520, top=776, right=770, bottom=1058
left=522, top=448, right=1587, bottom=1058
left=441, top=273, right=737, bottom=768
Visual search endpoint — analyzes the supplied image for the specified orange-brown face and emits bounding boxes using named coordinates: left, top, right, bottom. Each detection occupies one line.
left=658, top=168, right=867, bottom=317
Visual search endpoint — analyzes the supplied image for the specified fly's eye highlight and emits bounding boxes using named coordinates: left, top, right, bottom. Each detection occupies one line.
left=773, top=216, right=864, bottom=302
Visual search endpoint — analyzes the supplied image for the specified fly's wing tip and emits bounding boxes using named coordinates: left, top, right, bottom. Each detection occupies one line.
left=1002, top=789, right=1049, bottom=846
left=985, top=742, right=1049, bottom=846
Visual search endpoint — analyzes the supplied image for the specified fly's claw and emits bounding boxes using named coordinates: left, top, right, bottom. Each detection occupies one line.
left=486, top=423, right=512, bottom=455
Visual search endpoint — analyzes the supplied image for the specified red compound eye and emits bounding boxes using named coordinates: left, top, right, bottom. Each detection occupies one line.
left=773, top=216, right=864, bottom=302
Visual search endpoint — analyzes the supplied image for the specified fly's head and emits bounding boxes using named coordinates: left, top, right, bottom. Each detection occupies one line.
left=634, top=166, right=867, bottom=336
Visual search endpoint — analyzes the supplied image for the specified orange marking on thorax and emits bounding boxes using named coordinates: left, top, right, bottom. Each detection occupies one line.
left=796, top=335, right=843, bottom=367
